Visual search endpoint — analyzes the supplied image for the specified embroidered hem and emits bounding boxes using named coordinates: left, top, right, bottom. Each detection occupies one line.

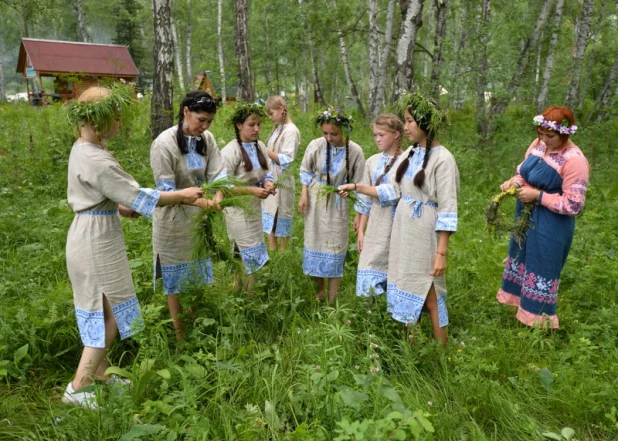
left=356, top=269, right=387, bottom=297
left=275, top=217, right=292, bottom=237
left=496, top=288, right=519, bottom=306
left=157, top=259, right=214, bottom=295
left=387, top=283, right=448, bottom=327
left=239, top=242, right=269, bottom=274
left=516, top=307, right=559, bottom=329
left=302, top=247, right=345, bottom=278
left=76, top=296, right=142, bottom=348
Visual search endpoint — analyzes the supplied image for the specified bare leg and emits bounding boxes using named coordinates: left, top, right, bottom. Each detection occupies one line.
left=167, top=294, right=185, bottom=341
left=424, top=284, right=448, bottom=347
left=312, top=276, right=325, bottom=300
left=243, top=273, right=256, bottom=292
left=267, top=232, right=278, bottom=251
left=328, top=278, right=342, bottom=306
left=73, top=296, right=118, bottom=390
left=277, top=237, right=290, bottom=250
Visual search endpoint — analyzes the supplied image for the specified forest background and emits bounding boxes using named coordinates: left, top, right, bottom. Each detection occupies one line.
left=1, top=0, right=618, bottom=440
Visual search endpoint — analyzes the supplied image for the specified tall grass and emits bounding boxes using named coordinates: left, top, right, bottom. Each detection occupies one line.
left=0, top=100, right=616, bottom=440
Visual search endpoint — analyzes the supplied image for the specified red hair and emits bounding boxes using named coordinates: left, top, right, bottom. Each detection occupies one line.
left=538, top=106, right=575, bottom=144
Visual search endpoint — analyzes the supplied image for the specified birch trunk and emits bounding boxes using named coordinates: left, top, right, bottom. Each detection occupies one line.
left=151, top=0, right=174, bottom=139
left=0, top=54, right=5, bottom=101
left=217, top=0, right=227, bottom=104
left=367, top=0, right=380, bottom=117
left=393, top=0, right=425, bottom=99
left=475, top=0, right=491, bottom=139
left=264, top=5, right=273, bottom=93
left=536, top=0, right=564, bottom=112
left=452, top=0, right=469, bottom=109
left=373, top=0, right=396, bottom=113
left=587, top=46, right=618, bottom=122
left=171, top=16, right=185, bottom=91
left=491, top=0, right=555, bottom=117
left=74, top=0, right=91, bottom=42
left=564, top=0, right=593, bottom=108
left=185, top=0, right=192, bottom=83
left=234, top=0, right=253, bottom=102
left=430, top=0, right=447, bottom=97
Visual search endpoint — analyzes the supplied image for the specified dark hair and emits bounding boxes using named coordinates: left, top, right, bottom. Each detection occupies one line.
left=176, top=91, right=218, bottom=156
left=234, top=116, right=268, bottom=173
left=322, top=124, right=350, bottom=186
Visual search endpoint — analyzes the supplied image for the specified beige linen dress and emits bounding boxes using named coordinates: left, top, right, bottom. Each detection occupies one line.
left=222, top=140, right=274, bottom=274
left=262, top=123, right=301, bottom=237
left=384, top=146, right=459, bottom=326
left=151, top=126, right=226, bottom=295
left=354, top=150, right=408, bottom=296
left=300, top=137, right=366, bottom=278
left=66, top=142, right=160, bottom=348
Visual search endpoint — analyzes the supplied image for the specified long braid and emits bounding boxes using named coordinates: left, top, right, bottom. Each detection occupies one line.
left=272, top=108, right=287, bottom=148
left=375, top=150, right=401, bottom=186
left=176, top=121, right=186, bottom=153
left=414, top=135, right=433, bottom=188
left=326, top=139, right=331, bottom=186
left=395, top=143, right=418, bottom=184
left=345, top=137, right=350, bottom=184
left=255, top=140, right=268, bottom=169
left=235, top=126, right=254, bottom=172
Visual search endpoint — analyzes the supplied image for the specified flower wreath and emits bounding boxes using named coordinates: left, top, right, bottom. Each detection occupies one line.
left=395, top=92, right=446, bottom=137
left=314, top=107, right=353, bottom=134
left=229, top=102, right=268, bottom=126
left=66, top=82, right=136, bottom=133
left=485, top=187, right=534, bottom=247
left=533, top=115, right=578, bottom=135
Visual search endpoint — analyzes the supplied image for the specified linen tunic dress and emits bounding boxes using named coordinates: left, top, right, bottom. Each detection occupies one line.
left=354, top=150, right=408, bottom=296
left=151, top=126, right=226, bottom=295
left=66, top=142, right=160, bottom=348
left=497, top=140, right=589, bottom=328
left=262, top=123, right=301, bottom=237
left=222, top=140, right=274, bottom=274
left=300, top=137, right=365, bottom=278
left=381, top=146, right=459, bottom=325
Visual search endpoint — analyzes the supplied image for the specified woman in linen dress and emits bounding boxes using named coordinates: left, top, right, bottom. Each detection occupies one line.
left=298, top=108, right=365, bottom=305
left=222, top=103, right=276, bottom=290
left=338, top=114, right=405, bottom=297
left=63, top=86, right=203, bottom=407
left=262, top=96, right=301, bottom=250
left=496, top=106, right=589, bottom=328
left=151, top=91, right=226, bottom=340
left=382, top=93, right=459, bottom=347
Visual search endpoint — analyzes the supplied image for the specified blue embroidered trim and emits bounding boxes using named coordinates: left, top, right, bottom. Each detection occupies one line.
left=404, top=148, right=425, bottom=180
left=239, top=242, right=269, bottom=274
left=75, top=308, right=105, bottom=348
left=436, top=212, right=458, bottom=232
left=78, top=210, right=119, bottom=216
left=302, top=247, right=346, bottom=278
left=131, top=188, right=160, bottom=218
left=300, top=171, right=315, bottom=186
left=354, top=196, right=371, bottom=215
left=268, top=127, right=281, bottom=146
left=386, top=283, right=449, bottom=327
left=322, top=146, right=346, bottom=176
left=264, top=172, right=275, bottom=182
left=376, top=184, right=398, bottom=206
left=156, top=179, right=176, bottom=191
left=159, top=259, right=214, bottom=295
left=262, top=210, right=275, bottom=234
left=242, top=143, right=262, bottom=169
left=111, top=296, right=143, bottom=339
left=372, top=154, right=394, bottom=184
left=275, top=217, right=292, bottom=237
left=401, top=195, right=437, bottom=218
left=186, top=137, right=205, bottom=170
left=356, top=269, right=387, bottom=297
left=278, top=154, right=293, bottom=171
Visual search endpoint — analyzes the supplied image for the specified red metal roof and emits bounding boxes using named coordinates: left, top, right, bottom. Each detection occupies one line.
left=17, top=38, right=139, bottom=77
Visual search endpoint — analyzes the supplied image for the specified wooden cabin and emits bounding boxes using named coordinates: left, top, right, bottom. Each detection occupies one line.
left=16, top=38, right=139, bottom=103
left=195, top=71, right=237, bottom=104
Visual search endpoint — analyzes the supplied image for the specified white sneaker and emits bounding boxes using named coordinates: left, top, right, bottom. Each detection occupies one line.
left=105, top=374, right=131, bottom=386
left=61, top=382, right=98, bottom=409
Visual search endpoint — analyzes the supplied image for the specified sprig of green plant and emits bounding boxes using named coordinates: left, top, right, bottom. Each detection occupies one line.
left=318, top=184, right=362, bottom=209
left=229, top=102, right=268, bottom=126
left=485, top=186, right=534, bottom=246
left=395, top=92, right=446, bottom=138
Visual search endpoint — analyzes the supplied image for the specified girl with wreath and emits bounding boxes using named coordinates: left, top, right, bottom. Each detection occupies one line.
left=63, top=85, right=203, bottom=408
left=298, top=108, right=366, bottom=304
left=338, top=113, right=406, bottom=297
left=496, top=106, right=589, bottom=328
left=150, top=91, right=226, bottom=341
left=222, top=103, right=276, bottom=290
left=262, top=95, right=301, bottom=250
left=379, top=93, right=459, bottom=346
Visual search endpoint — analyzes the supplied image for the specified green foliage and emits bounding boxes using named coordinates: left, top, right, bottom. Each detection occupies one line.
left=229, top=103, right=269, bottom=127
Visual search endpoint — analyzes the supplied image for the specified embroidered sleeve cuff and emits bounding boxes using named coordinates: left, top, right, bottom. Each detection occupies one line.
left=435, top=212, right=458, bottom=232
left=264, top=172, right=275, bottom=182
left=354, top=198, right=371, bottom=215
left=155, top=179, right=175, bottom=191
left=131, top=188, right=160, bottom=217
left=278, top=154, right=293, bottom=171
left=376, top=184, right=398, bottom=206
left=211, top=171, right=228, bottom=183
left=300, top=171, right=315, bottom=186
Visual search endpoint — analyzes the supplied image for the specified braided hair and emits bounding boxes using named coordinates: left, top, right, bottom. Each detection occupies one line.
left=230, top=103, right=269, bottom=172
left=265, top=96, right=289, bottom=149
left=176, top=91, right=218, bottom=156
left=316, top=107, right=353, bottom=186
left=373, top=114, right=404, bottom=186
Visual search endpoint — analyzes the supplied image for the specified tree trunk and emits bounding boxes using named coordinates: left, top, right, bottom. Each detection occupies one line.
left=185, top=0, right=192, bottom=84
left=430, top=0, right=447, bottom=97
left=491, top=0, right=555, bottom=117
left=151, top=0, right=174, bottom=139
left=587, top=47, right=618, bottom=122
left=367, top=0, right=380, bottom=117
left=234, top=0, right=254, bottom=102
left=475, top=0, right=491, bottom=139
left=0, top=54, right=5, bottom=101
left=373, top=0, right=396, bottom=114
left=217, top=0, right=227, bottom=104
left=264, top=5, right=273, bottom=94
left=74, top=0, right=91, bottom=42
left=171, top=16, right=185, bottom=91
left=452, top=0, right=469, bottom=109
left=564, top=0, right=593, bottom=109
left=393, top=0, right=425, bottom=99
left=536, top=0, right=564, bottom=112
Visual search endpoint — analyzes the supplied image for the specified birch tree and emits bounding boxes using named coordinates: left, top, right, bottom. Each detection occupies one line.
left=374, top=0, right=396, bottom=113
left=474, top=0, right=491, bottom=139
left=367, top=0, right=396, bottom=118
left=393, top=0, right=425, bottom=98
left=430, top=0, right=447, bottom=97
left=564, top=0, right=594, bottom=109
left=171, top=16, right=185, bottom=91
left=217, top=0, right=226, bottom=103
left=0, top=54, right=5, bottom=101
left=185, top=0, right=192, bottom=83
left=72, top=0, right=91, bottom=42
left=151, top=0, right=174, bottom=139
left=536, top=0, right=564, bottom=112
left=451, top=0, right=470, bottom=109
left=235, top=0, right=254, bottom=102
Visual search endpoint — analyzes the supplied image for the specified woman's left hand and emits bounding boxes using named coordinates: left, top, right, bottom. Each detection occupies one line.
left=263, top=181, right=277, bottom=195
left=517, top=187, right=540, bottom=204
left=430, top=253, right=447, bottom=277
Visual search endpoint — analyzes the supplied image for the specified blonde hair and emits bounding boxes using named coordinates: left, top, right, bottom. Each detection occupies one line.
left=266, top=96, right=289, bottom=147
left=78, top=86, right=111, bottom=103
left=373, top=113, right=404, bottom=185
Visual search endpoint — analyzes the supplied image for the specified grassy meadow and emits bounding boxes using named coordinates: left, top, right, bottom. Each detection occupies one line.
left=0, top=100, right=617, bottom=440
